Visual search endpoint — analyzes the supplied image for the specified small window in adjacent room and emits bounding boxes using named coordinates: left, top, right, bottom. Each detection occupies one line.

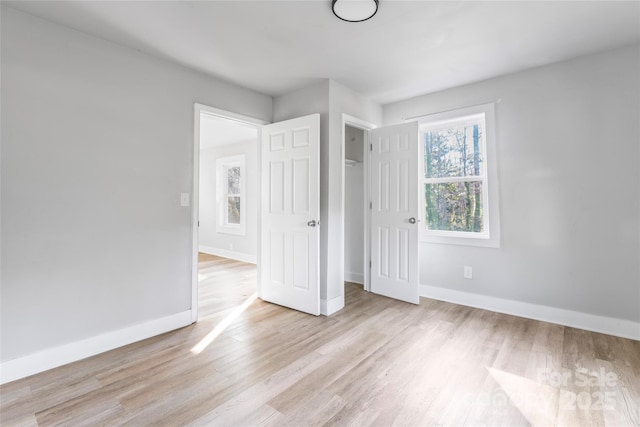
left=419, top=103, right=500, bottom=247
left=216, top=154, right=246, bottom=235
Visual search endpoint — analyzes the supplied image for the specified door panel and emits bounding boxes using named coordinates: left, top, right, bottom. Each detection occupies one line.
left=370, top=122, right=419, bottom=304
left=261, top=114, right=320, bottom=315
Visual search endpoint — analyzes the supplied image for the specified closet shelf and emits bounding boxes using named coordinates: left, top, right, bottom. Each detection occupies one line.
left=345, top=159, right=361, bottom=167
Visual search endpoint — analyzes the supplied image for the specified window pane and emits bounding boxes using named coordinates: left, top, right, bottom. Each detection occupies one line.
left=424, top=121, right=484, bottom=179
left=227, top=167, right=241, bottom=196
left=424, top=181, right=484, bottom=232
left=227, top=196, right=241, bottom=224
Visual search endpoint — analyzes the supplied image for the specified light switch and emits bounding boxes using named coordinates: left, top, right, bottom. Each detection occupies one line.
left=180, top=193, right=190, bottom=207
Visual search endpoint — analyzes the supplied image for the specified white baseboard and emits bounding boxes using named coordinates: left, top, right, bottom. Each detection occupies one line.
left=321, top=295, right=345, bottom=316
left=345, top=271, right=364, bottom=285
left=0, top=310, right=193, bottom=385
left=420, top=284, right=640, bottom=341
left=199, top=245, right=257, bottom=264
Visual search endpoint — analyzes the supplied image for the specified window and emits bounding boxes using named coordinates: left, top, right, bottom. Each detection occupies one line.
left=419, top=103, right=500, bottom=247
left=216, top=155, right=246, bottom=235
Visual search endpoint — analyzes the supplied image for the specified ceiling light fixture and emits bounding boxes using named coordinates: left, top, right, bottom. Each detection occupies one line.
left=332, top=0, right=379, bottom=23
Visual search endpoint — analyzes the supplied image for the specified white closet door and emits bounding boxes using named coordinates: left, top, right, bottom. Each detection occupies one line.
left=369, top=122, right=420, bottom=304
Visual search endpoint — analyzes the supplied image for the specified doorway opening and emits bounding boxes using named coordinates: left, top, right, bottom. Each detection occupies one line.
left=344, top=125, right=366, bottom=289
left=341, top=115, right=376, bottom=303
left=192, top=104, right=267, bottom=323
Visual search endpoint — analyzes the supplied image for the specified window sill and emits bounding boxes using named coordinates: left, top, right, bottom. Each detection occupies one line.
left=421, top=234, right=500, bottom=248
left=216, top=225, right=246, bottom=236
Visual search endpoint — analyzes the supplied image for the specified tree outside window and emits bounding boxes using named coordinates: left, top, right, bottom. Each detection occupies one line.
left=216, top=155, right=246, bottom=235
left=419, top=103, right=500, bottom=247
left=423, top=116, right=486, bottom=234
left=227, top=166, right=241, bottom=224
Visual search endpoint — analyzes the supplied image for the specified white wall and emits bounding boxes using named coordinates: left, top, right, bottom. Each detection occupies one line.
left=383, top=45, right=640, bottom=324
left=0, top=7, right=272, bottom=368
left=344, top=126, right=365, bottom=284
left=199, top=141, right=258, bottom=262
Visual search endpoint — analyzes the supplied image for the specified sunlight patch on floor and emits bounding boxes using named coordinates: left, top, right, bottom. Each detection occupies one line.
left=191, top=293, right=258, bottom=355
left=487, top=367, right=559, bottom=426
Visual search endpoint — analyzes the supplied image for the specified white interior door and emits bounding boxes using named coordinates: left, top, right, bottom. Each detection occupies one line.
left=370, top=122, right=420, bottom=304
left=260, top=114, right=320, bottom=315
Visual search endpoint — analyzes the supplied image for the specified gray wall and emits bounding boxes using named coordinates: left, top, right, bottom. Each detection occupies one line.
left=273, top=81, right=332, bottom=300
left=274, top=80, right=382, bottom=308
left=383, top=45, right=640, bottom=322
left=199, top=141, right=258, bottom=259
left=328, top=81, right=382, bottom=304
left=1, top=7, right=272, bottom=361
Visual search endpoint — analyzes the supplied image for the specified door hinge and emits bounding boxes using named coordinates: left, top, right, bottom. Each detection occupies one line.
left=369, top=260, right=372, bottom=269
left=370, top=143, right=373, bottom=151
left=369, top=201, right=372, bottom=210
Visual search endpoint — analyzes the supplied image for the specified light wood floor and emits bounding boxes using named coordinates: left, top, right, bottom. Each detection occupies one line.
left=1, top=253, right=639, bottom=426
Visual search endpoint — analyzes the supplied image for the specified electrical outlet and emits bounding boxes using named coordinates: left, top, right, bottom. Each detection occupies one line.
left=464, top=266, right=473, bottom=279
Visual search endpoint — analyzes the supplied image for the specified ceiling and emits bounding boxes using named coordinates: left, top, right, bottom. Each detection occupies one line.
left=200, top=114, right=258, bottom=150
left=6, top=1, right=640, bottom=105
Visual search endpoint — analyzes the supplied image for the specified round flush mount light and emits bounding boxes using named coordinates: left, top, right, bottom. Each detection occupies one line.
left=332, top=0, right=379, bottom=22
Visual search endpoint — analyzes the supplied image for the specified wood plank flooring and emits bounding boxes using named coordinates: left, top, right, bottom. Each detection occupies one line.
left=1, top=253, right=639, bottom=426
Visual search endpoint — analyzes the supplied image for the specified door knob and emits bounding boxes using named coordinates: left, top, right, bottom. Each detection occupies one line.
left=408, top=217, right=416, bottom=224
left=307, top=220, right=319, bottom=227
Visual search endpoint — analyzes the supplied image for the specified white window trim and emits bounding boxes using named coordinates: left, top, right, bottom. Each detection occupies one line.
left=417, top=103, right=500, bottom=248
left=216, top=154, right=246, bottom=236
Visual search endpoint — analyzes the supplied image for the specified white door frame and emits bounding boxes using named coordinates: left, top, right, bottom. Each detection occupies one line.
left=341, top=114, right=377, bottom=294
left=192, top=103, right=268, bottom=323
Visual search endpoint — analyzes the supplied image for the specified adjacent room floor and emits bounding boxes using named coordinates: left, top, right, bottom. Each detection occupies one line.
left=1, top=254, right=639, bottom=426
